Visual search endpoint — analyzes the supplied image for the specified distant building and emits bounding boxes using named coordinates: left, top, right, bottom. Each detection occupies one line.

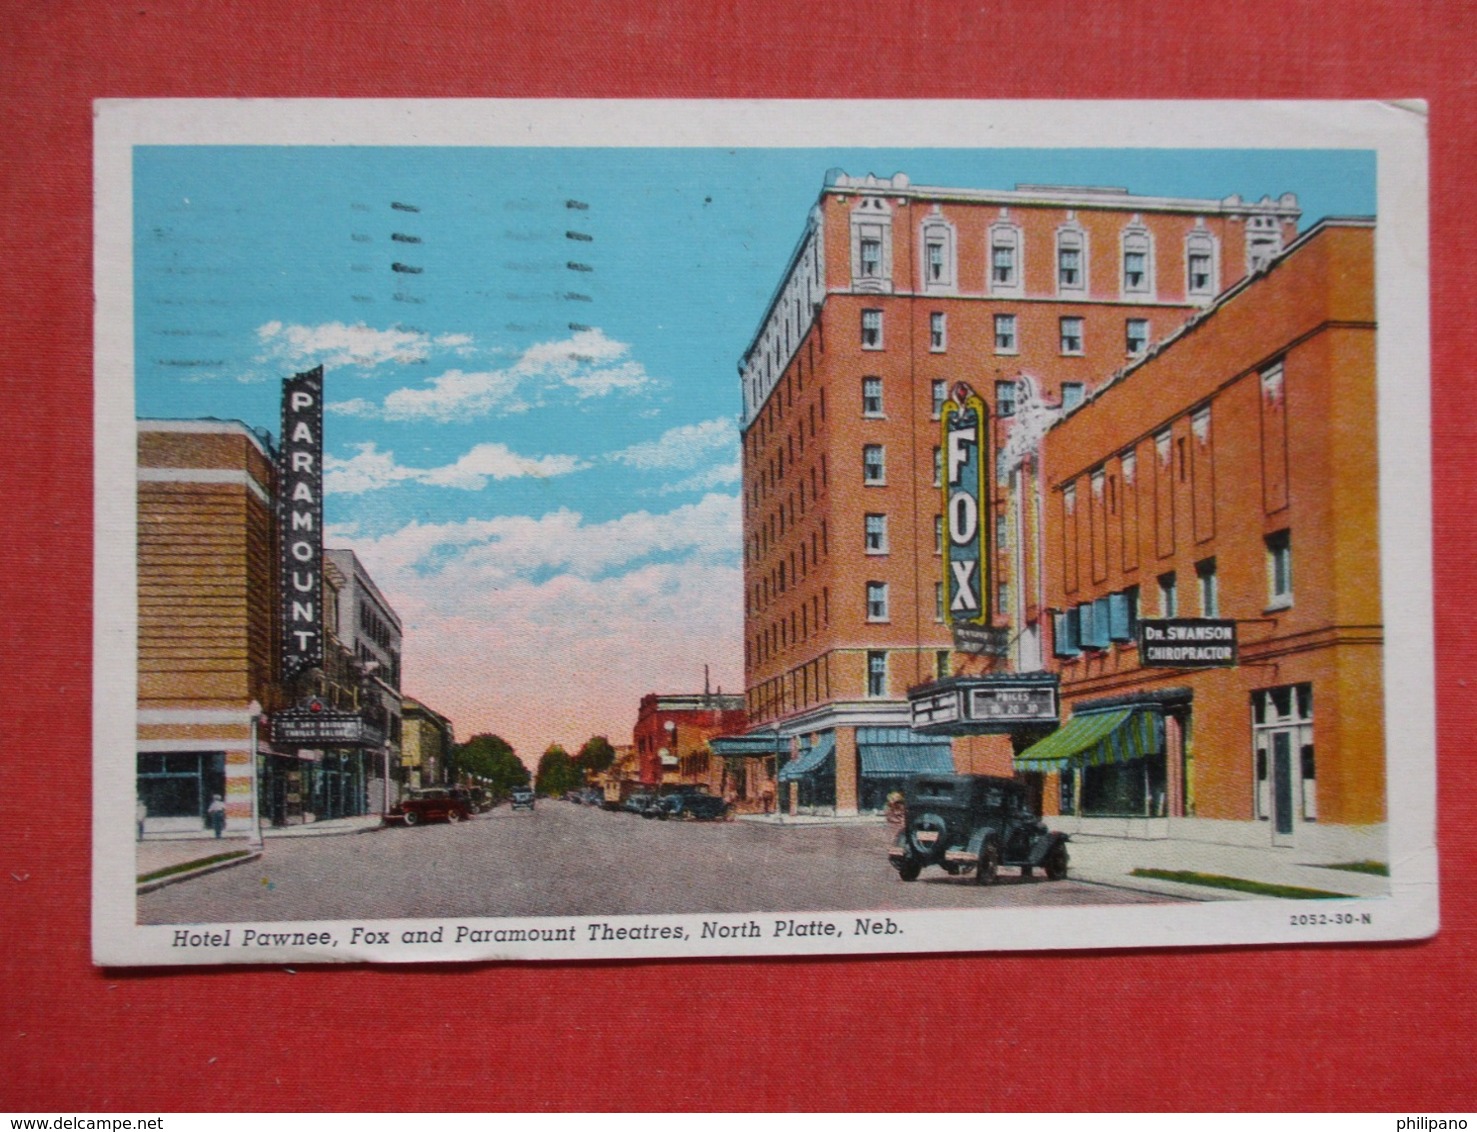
left=402, top=697, right=454, bottom=789
left=633, top=692, right=746, bottom=796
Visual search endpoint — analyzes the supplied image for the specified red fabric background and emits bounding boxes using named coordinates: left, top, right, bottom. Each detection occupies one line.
left=2, top=0, right=1474, bottom=1112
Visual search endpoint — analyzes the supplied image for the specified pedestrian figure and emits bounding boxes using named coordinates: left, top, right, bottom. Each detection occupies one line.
left=136, top=796, right=147, bottom=841
left=885, top=790, right=906, bottom=826
left=207, top=793, right=226, bottom=838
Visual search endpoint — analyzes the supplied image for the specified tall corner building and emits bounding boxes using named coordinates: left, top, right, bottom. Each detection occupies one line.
left=738, top=170, right=1300, bottom=815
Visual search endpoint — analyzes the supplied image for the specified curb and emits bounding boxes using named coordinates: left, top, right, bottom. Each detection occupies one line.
left=136, top=850, right=262, bottom=894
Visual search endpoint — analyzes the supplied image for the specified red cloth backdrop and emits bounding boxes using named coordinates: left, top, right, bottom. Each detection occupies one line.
left=2, top=0, right=1474, bottom=1112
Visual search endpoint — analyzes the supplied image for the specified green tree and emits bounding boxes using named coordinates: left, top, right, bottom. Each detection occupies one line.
left=574, top=735, right=617, bottom=780
left=453, top=733, right=529, bottom=798
left=534, top=743, right=580, bottom=797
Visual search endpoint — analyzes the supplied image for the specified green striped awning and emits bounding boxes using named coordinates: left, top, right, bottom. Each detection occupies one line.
left=778, top=732, right=836, bottom=783
left=1013, top=708, right=1163, bottom=772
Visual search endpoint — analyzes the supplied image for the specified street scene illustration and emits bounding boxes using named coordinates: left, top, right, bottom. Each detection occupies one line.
left=118, top=124, right=1400, bottom=948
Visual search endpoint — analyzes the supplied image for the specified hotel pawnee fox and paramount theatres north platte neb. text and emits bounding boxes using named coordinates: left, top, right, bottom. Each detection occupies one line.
left=713, top=171, right=1383, bottom=860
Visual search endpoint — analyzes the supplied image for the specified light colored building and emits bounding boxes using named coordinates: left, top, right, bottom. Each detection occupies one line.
left=401, top=698, right=453, bottom=789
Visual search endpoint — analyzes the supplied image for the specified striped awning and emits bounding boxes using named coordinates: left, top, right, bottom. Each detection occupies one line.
left=709, top=732, right=789, bottom=757
left=1013, top=708, right=1163, bottom=772
left=858, top=744, right=955, bottom=776
left=778, top=732, right=836, bottom=782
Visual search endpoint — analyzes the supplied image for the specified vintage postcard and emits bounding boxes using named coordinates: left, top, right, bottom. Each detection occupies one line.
left=93, top=100, right=1435, bottom=966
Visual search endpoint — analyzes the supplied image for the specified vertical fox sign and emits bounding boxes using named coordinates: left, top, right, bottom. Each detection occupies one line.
left=279, top=366, right=324, bottom=679
left=942, top=387, right=990, bottom=627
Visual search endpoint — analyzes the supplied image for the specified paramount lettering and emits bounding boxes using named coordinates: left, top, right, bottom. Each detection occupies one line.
left=279, top=367, right=324, bottom=676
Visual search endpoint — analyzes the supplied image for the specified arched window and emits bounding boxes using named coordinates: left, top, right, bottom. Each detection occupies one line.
left=1121, top=219, right=1154, bottom=298
left=1056, top=219, right=1088, bottom=297
left=988, top=213, right=1024, bottom=297
left=1185, top=223, right=1218, bottom=301
left=920, top=207, right=957, bottom=292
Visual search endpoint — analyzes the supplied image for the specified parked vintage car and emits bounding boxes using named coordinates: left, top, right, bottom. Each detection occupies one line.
left=888, top=774, right=1069, bottom=884
left=659, top=792, right=733, bottom=821
left=624, top=793, right=655, bottom=816
left=385, top=788, right=474, bottom=827
left=510, top=786, right=536, bottom=811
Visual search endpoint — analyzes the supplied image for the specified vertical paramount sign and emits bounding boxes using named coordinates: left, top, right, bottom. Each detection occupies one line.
left=942, top=389, right=990, bottom=627
left=279, top=366, right=324, bottom=679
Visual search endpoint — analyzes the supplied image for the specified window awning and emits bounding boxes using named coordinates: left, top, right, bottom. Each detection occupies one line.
left=778, top=732, right=836, bottom=782
left=1014, top=708, right=1163, bottom=772
left=858, top=744, right=955, bottom=776
left=710, top=733, right=789, bottom=757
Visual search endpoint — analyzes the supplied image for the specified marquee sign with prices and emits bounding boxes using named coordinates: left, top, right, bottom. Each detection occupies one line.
left=279, top=366, right=324, bottom=680
left=909, top=673, right=1060, bottom=737
left=271, top=697, right=385, bottom=750
left=1139, top=618, right=1240, bottom=668
left=942, top=386, right=990, bottom=627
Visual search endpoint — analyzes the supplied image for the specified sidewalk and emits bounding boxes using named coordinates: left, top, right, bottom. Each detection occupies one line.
left=136, top=814, right=384, bottom=882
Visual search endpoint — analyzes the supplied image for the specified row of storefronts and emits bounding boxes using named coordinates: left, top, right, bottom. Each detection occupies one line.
left=135, top=406, right=434, bottom=839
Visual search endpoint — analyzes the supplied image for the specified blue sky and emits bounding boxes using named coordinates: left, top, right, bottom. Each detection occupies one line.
left=134, top=144, right=1376, bottom=759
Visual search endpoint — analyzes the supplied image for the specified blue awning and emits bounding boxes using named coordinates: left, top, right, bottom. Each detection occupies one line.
left=1014, top=708, right=1163, bottom=772
left=710, top=732, right=789, bottom=757
left=778, top=732, right=835, bottom=782
left=858, top=744, right=955, bottom=776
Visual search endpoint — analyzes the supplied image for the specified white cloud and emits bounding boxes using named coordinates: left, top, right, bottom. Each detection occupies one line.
left=256, top=320, right=454, bottom=370
left=324, top=328, right=655, bottom=421
left=611, top=417, right=738, bottom=471
left=660, top=460, right=742, bottom=494
left=326, top=495, right=744, bottom=763
left=324, top=441, right=588, bottom=495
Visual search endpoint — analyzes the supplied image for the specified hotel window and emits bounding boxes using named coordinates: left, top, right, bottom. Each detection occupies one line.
left=1185, top=227, right=1217, bottom=299
left=867, top=650, right=888, bottom=697
left=1197, top=557, right=1219, bottom=617
left=1057, top=224, right=1087, bottom=295
left=935, top=582, right=945, bottom=622
left=1061, top=382, right=1085, bottom=411
left=1053, top=608, right=1080, bottom=658
left=1126, top=318, right=1149, bottom=355
left=994, top=313, right=1018, bottom=354
left=1121, top=223, right=1153, bottom=296
left=995, top=513, right=1008, bottom=551
left=932, top=446, right=942, bottom=487
left=1158, top=571, right=1178, bottom=617
left=921, top=214, right=956, bottom=291
left=1059, top=316, right=1084, bottom=355
left=998, top=582, right=1011, bottom=617
left=934, top=515, right=943, bottom=555
left=1266, top=530, right=1293, bottom=608
left=863, top=444, right=886, bottom=485
left=865, top=513, right=889, bottom=554
left=931, top=379, right=947, bottom=418
left=867, top=582, right=890, bottom=622
left=996, top=380, right=1018, bottom=418
left=859, top=234, right=883, bottom=278
left=930, top=313, right=947, bottom=352
left=927, top=240, right=946, bottom=281
left=861, top=308, right=883, bottom=349
left=936, top=650, right=950, bottom=679
left=862, top=376, right=884, bottom=417
left=989, top=221, right=1023, bottom=294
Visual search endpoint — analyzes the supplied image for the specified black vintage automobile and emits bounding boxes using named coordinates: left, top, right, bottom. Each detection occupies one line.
left=659, top=792, right=733, bottom=821
left=888, top=774, right=1069, bottom=884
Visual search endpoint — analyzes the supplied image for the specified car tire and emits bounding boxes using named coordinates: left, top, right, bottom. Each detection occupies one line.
left=1045, top=843, right=1069, bottom=881
left=974, top=841, right=999, bottom=885
left=896, top=859, right=921, bottom=882
left=403, top=810, right=420, bottom=827
left=446, top=809, right=462, bottom=824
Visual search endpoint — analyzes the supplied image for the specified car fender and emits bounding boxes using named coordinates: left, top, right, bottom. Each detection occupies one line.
left=1027, top=830, right=1070, bottom=865
left=965, top=823, right=1003, bottom=859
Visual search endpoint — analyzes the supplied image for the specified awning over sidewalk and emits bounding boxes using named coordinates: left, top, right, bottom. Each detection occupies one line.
left=778, top=732, right=835, bottom=783
left=710, top=732, right=789, bottom=757
left=858, top=744, right=954, bottom=776
left=1014, top=708, right=1163, bottom=773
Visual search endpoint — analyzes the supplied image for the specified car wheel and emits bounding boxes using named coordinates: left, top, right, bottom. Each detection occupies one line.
left=446, top=809, right=462, bottom=824
left=974, top=841, right=999, bottom=885
left=941, top=862, right=961, bottom=876
left=896, top=859, right=921, bottom=882
left=403, top=810, right=420, bottom=827
left=1045, top=843, right=1069, bottom=881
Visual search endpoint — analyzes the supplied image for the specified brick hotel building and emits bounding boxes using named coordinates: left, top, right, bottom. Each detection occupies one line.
left=732, top=170, right=1307, bottom=816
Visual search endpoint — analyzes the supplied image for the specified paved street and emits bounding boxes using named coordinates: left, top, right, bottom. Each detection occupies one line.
left=139, top=801, right=1172, bottom=924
